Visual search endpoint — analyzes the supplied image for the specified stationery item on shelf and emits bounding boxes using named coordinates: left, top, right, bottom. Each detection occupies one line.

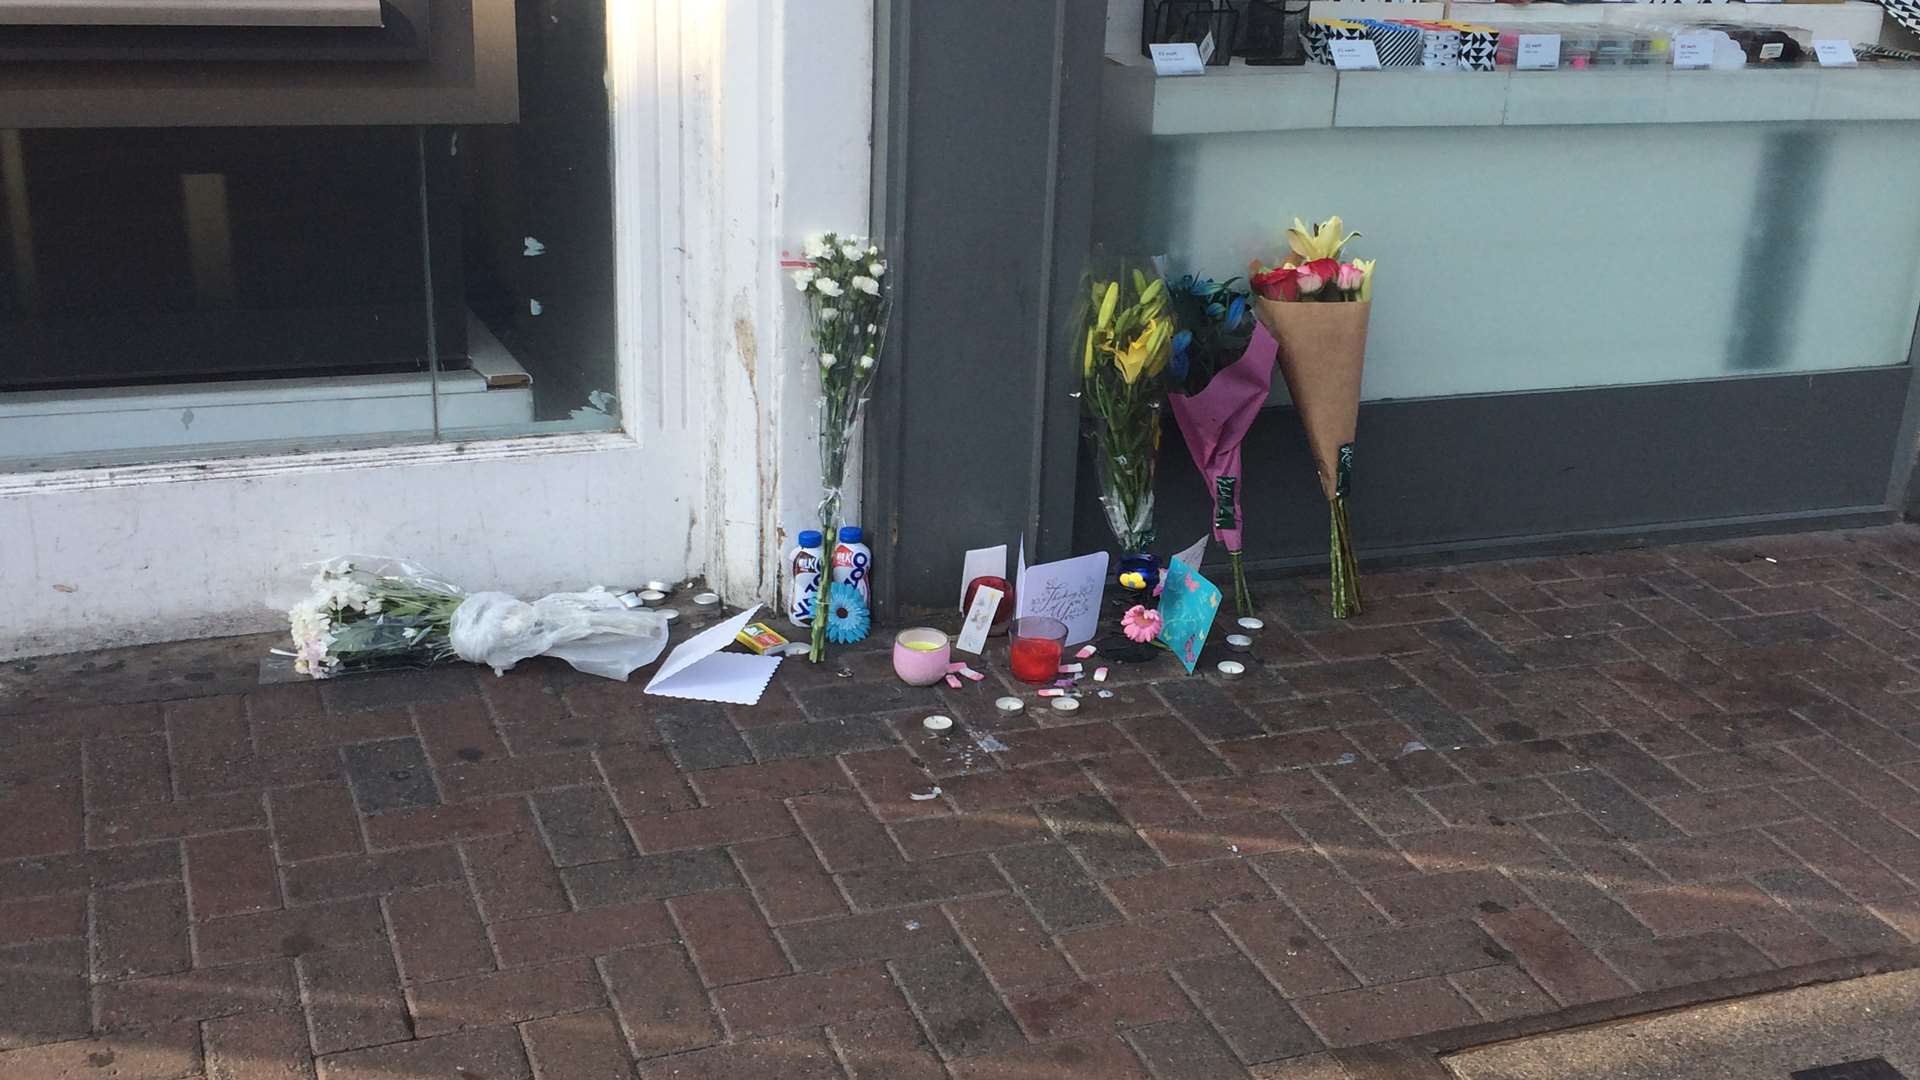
left=1306, top=17, right=1371, bottom=65
left=1449, top=22, right=1500, bottom=70
left=1359, top=18, right=1425, bottom=66
left=1413, top=22, right=1464, bottom=69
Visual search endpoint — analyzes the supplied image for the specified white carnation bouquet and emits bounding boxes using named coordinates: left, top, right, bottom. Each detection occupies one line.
left=284, top=558, right=670, bottom=681
left=791, top=231, right=890, bottom=663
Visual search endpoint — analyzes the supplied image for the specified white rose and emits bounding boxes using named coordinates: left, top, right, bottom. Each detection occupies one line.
left=820, top=354, right=837, bottom=369
left=869, top=261, right=886, bottom=277
left=851, top=275, right=880, bottom=296
left=858, top=355, right=875, bottom=370
left=791, top=268, right=816, bottom=291
left=813, top=277, right=844, bottom=298
left=866, top=323, right=878, bottom=333
left=803, top=233, right=829, bottom=259
left=841, top=242, right=863, bottom=259
left=867, top=245, right=879, bottom=256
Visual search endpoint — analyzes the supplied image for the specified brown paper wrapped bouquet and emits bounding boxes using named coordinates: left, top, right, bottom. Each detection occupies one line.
left=1249, top=217, right=1375, bottom=619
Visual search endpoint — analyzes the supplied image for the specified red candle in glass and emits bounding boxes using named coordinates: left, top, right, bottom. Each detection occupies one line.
left=1007, top=616, right=1068, bottom=686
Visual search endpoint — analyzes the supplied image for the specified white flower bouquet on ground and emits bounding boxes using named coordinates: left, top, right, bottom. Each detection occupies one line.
left=284, top=558, right=670, bottom=681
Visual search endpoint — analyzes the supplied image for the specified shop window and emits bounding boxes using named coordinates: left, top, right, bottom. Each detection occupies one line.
left=0, top=0, right=617, bottom=470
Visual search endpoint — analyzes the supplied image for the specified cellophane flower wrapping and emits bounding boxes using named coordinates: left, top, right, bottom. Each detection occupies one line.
left=1080, top=259, right=1173, bottom=557
left=285, top=558, right=670, bottom=681
left=795, top=232, right=890, bottom=662
left=1165, top=274, right=1269, bottom=618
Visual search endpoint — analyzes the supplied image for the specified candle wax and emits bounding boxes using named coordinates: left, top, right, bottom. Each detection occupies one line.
left=1009, top=636, right=1064, bottom=685
left=902, top=640, right=943, bottom=652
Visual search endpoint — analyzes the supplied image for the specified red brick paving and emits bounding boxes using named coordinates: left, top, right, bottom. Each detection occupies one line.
left=5, top=526, right=1920, bottom=1076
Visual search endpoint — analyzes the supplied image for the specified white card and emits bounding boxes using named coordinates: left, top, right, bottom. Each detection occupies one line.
left=1148, top=42, right=1206, bottom=77
left=1672, top=32, right=1715, bottom=69
left=1329, top=40, right=1382, bottom=71
left=1813, top=39, right=1858, bottom=67
left=645, top=605, right=782, bottom=706
left=1198, top=30, right=1217, bottom=65
left=1515, top=34, right=1560, bottom=71
left=1171, top=535, right=1209, bottom=578
left=956, top=585, right=1004, bottom=656
left=1016, top=552, right=1110, bottom=647
left=959, top=544, right=1007, bottom=610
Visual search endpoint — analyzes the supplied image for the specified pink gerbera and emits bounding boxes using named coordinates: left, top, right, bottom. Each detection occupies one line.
left=1122, top=605, right=1163, bottom=644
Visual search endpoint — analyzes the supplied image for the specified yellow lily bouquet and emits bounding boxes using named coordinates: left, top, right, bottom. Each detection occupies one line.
left=1081, top=264, right=1173, bottom=558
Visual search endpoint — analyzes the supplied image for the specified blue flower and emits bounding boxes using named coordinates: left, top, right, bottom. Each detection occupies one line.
left=1226, top=296, right=1248, bottom=329
left=824, top=582, right=870, bottom=644
left=1169, top=330, right=1192, bottom=382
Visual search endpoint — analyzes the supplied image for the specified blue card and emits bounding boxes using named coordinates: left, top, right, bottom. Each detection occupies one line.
left=1156, top=556, right=1222, bottom=674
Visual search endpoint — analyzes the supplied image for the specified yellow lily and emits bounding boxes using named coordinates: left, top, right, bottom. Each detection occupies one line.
left=1114, top=317, right=1171, bottom=384
left=1351, top=258, right=1375, bottom=302
left=1286, top=216, right=1360, bottom=264
left=1083, top=327, right=1097, bottom=378
left=1096, top=281, right=1120, bottom=331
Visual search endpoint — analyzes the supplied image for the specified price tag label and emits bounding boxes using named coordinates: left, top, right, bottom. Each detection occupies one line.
left=1148, top=42, right=1207, bottom=76
left=1329, top=39, right=1382, bottom=70
left=1813, top=39, right=1859, bottom=67
left=1515, top=34, right=1561, bottom=71
left=1672, top=32, right=1716, bottom=69
left=1198, top=30, right=1217, bottom=65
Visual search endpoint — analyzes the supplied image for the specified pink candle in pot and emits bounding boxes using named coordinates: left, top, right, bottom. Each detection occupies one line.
left=892, top=627, right=952, bottom=686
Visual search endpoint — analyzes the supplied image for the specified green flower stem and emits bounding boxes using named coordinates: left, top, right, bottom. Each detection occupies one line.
left=1328, top=496, right=1362, bottom=619
left=1229, top=549, right=1255, bottom=620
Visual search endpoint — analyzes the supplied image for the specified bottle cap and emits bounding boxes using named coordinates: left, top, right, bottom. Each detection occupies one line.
left=838, top=526, right=864, bottom=543
left=798, top=530, right=823, bottom=547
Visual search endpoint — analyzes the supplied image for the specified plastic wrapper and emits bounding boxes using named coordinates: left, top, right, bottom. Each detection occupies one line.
left=284, top=557, right=669, bottom=681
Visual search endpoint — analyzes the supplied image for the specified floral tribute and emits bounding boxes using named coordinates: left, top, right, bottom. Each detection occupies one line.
left=1079, top=263, right=1174, bottom=564
left=1249, top=216, right=1376, bottom=618
left=792, top=232, right=890, bottom=662
left=1163, top=273, right=1270, bottom=618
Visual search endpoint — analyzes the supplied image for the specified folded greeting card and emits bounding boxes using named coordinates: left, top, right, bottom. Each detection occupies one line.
left=1156, top=556, right=1223, bottom=675
left=645, top=605, right=782, bottom=706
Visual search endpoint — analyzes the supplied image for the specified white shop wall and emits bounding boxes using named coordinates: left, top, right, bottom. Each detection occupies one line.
left=0, top=0, right=876, bottom=660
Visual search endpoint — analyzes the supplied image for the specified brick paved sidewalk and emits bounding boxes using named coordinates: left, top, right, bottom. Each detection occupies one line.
left=6, top=527, right=1920, bottom=1079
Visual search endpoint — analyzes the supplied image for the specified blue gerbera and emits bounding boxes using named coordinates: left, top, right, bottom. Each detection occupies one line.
left=824, top=582, right=871, bottom=644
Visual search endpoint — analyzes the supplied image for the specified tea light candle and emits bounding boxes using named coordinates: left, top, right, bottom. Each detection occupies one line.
left=658, top=608, right=681, bottom=622
left=1225, top=634, right=1253, bottom=652
left=1050, top=697, right=1081, bottom=714
left=1216, top=660, right=1247, bottom=679
left=638, top=590, right=668, bottom=605
left=693, top=592, right=721, bottom=607
left=644, top=580, right=673, bottom=594
left=1236, top=617, right=1265, bottom=632
left=995, top=696, right=1026, bottom=715
left=922, top=715, right=955, bottom=732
